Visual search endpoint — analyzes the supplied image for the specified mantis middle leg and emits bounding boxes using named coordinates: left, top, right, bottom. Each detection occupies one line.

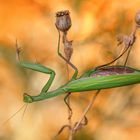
left=57, top=29, right=78, bottom=80
left=56, top=29, right=78, bottom=119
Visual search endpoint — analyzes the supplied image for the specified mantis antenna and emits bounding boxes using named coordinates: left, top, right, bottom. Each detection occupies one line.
left=1, top=104, right=26, bottom=126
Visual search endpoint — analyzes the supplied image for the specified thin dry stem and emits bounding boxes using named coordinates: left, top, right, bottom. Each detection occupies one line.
left=72, top=90, right=100, bottom=133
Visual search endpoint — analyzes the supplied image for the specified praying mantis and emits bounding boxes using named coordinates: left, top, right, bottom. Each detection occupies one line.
left=21, top=51, right=140, bottom=104
left=12, top=10, right=140, bottom=136
left=18, top=10, right=140, bottom=107
left=20, top=33, right=140, bottom=105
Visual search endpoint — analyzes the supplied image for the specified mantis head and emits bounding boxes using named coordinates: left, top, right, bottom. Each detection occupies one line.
left=23, top=93, right=33, bottom=103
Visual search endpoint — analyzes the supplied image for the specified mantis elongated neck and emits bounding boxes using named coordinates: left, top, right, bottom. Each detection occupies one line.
left=24, top=87, right=66, bottom=103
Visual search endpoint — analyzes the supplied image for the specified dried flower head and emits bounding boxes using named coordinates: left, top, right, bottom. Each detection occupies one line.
left=135, top=11, right=140, bottom=25
left=55, top=10, right=71, bottom=32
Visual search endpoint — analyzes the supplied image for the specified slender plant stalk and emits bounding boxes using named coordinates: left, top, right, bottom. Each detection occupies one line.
left=72, top=90, right=100, bottom=133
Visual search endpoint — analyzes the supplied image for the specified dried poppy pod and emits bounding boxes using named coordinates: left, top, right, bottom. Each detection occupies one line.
left=55, top=10, right=71, bottom=32
left=135, top=11, right=140, bottom=25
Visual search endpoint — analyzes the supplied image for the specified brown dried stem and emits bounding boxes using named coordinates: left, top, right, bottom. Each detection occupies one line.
left=72, top=90, right=100, bottom=134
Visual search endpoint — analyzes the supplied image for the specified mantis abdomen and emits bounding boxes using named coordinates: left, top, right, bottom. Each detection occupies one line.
left=65, top=66, right=140, bottom=92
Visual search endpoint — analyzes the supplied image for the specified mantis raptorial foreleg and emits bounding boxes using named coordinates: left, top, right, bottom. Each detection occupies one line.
left=15, top=40, right=56, bottom=95
left=20, top=62, right=55, bottom=94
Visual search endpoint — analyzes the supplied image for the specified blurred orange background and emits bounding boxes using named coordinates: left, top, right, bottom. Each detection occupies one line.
left=1, top=0, right=140, bottom=140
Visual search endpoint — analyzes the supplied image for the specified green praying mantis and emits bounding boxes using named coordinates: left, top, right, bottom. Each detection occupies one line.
left=21, top=52, right=140, bottom=104
left=15, top=11, right=140, bottom=111
left=19, top=33, right=140, bottom=104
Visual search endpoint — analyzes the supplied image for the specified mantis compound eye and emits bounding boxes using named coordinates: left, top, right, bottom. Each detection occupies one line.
left=23, top=93, right=33, bottom=103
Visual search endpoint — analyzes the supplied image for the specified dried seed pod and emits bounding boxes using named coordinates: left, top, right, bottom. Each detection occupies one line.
left=135, top=11, right=140, bottom=25
left=55, top=10, right=71, bottom=32
left=64, top=40, right=73, bottom=61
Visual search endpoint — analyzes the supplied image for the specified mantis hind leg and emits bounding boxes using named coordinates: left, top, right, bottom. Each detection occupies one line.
left=95, top=46, right=130, bottom=70
left=20, top=62, right=55, bottom=94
